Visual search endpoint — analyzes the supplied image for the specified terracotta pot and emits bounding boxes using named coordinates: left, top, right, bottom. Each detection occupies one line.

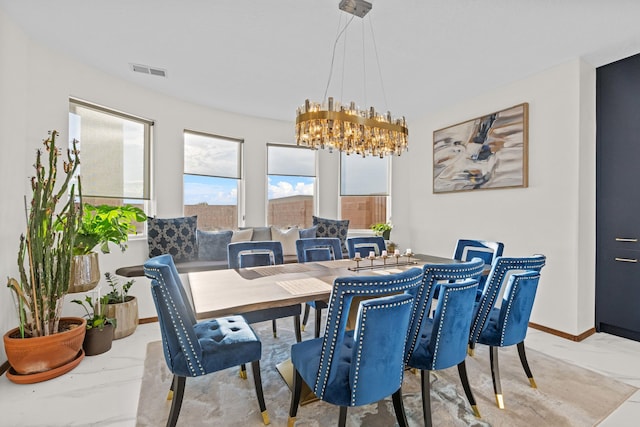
left=3, top=317, right=86, bottom=375
left=83, top=323, right=115, bottom=356
left=105, top=296, right=139, bottom=339
left=69, top=252, right=100, bottom=293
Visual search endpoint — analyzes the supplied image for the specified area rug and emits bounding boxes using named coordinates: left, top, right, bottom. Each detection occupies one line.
left=136, top=320, right=636, bottom=426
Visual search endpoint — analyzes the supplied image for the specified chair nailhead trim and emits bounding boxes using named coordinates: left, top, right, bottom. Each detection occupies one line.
left=146, top=265, right=205, bottom=376
left=314, top=270, right=423, bottom=399
left=469, top=257, right=545, bottom=345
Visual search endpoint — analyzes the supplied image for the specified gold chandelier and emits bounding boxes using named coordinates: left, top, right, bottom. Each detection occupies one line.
left=295, top=0, right=409, bottom=158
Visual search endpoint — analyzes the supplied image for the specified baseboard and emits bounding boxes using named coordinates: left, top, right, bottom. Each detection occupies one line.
left=529, top=322, right=596, bottom=342
left=139, top=316, right=158, bottom=325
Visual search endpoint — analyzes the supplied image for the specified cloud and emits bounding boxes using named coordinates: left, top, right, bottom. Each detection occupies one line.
left=268, top=177, right=314, bottom=199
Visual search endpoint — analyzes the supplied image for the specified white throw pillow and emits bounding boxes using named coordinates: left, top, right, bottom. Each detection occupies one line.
left=271, top=226, right=300, bottom=256
left=231, top=228, right=253, bottom=243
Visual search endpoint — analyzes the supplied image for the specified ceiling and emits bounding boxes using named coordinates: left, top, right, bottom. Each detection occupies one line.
left=3, top=0, right=640, bottom=123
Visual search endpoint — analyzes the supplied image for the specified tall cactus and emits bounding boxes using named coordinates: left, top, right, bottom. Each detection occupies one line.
left=7, top=130, right=82, bottom=337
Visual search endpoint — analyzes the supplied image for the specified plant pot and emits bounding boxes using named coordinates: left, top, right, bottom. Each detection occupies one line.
left=83, top=323, right=115, bottom=356
left=3, top=317, right=86, bottom=377
left=105, top=296, right=139, bottom=339
left=382, top=229, right=391, bottom=240
left=69, top=252, right=100, bottom=293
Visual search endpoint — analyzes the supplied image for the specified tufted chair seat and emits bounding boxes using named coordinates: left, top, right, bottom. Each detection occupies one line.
left=144, top=254, right=269, bottom=427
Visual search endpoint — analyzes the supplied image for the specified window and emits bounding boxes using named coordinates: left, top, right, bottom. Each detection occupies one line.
left=267, top=144, right=316, bottom=228
left=340, top=153, right=390, bottom=229
left=69, top=98, right=152, bottom=232
left=183, top=131, right=242, bottom=230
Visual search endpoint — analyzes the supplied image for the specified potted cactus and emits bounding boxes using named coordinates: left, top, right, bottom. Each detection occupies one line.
left=4, top=130, right=86, bottom=383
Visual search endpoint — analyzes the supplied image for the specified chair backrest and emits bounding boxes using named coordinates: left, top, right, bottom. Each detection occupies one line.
left=313, top=268, right=424, bottom=405
left=405, top=258, right=485, bottom=361
left=453, top=239, right=504, bottom=292
left=346, top=236, right=387, bottom=259
left=296, top=237, right=343, bottom=263
left=492, top=271, right=542, bottom=346
left=453, top=239, right=504, bottom=265
left=227, top=241, right=284, bottom=268
left=418, top=279, right=480, bottom=370
left=144, top=254, right=204, bottom=377
left=469, top=255, right=546, bottom=346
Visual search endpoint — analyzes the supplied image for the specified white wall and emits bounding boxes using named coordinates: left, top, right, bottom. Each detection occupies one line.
left=0, top=8, right=29, bottom=357
left=395, top=59, right=596, bottom=335
left=0, top=9, right=600, bottom=363
left=0, top=11, right=346, bottom=359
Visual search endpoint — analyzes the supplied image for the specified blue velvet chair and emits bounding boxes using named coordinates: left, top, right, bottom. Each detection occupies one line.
left=346, top=236, right=387, bottom=259
left=406, top=279, right=480, bottom=427
left=288, top=268, right=425, bottom=427
left=295, top=237, right=343, bottom=338
left=144, top=254, right=269, bottom=426
left=403, top=258, right=485, bottom=425
left=453, top=239, right=504, bottom=299
left=468, top=255, right=546, bottom=409
left=228, top=241, right=302, bottom=342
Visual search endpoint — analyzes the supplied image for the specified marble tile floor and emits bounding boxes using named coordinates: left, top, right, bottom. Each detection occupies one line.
left=1, top=324, right=639, bottom=426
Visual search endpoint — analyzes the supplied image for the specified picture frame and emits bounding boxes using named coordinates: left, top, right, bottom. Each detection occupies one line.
left=433, top=103, right=529, bottom=194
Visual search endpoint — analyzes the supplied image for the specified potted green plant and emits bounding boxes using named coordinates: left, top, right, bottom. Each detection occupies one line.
left=102, top=272, right=138, bottom=339
left=69, top=203, right=146, bottom=293
left=371, top=222, right=393, bottom=240
left=72, top=293, right=116, bottom=356
left=4, top=130, right=86, bottom=383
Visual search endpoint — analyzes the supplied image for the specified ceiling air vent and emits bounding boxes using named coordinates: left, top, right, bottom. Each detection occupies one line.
left=130, top=63, right=167, bottom=78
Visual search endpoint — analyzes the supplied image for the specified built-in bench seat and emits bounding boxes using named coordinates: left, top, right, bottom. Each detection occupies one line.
left=117, top=217, right=349, bottom=278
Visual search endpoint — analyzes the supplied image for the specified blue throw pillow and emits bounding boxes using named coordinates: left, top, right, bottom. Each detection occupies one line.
left=147, top=216, right=198, bottom=262
left=312, top=216, right=349, bottom=254
left=197, top=230, right=233, bottom=261
left=299, top=225, right=318, bottom=239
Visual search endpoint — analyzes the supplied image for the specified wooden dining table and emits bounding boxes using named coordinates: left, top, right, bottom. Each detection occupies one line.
left=187, top=253, right=458, bottom=320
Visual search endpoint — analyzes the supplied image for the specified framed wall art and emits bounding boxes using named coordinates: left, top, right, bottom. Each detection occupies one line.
left=433, top=103, right=528, bottom=194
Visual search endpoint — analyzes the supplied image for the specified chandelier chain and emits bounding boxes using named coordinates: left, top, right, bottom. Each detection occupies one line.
left=323, top=16, right=355, bottom=102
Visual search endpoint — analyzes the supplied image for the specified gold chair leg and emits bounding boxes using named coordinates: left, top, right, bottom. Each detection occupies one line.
left=240, top=364, right=247, bottom=380
left=261, top=410, right=270, bottom=425
left=472, top=405, right=481, bottom=418
left=287, top=416, right=296, bottom=427
left=529, top=377, right=537, bottom=388
left=166, top=390, right=173, bottom=400
left=495, top=393, right=504, bottom=409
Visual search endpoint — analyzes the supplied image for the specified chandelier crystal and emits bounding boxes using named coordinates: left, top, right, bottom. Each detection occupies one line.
left=296, top=97, right=408, bottom=157
left=296, top=0, right=409, bottom=158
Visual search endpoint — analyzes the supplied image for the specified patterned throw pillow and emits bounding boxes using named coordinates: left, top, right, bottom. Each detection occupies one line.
left=197, top=230, right=233, bottom=261
left=312, top=216, right=349, bottom=254
left=147, top=216, right=198, bottom=262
